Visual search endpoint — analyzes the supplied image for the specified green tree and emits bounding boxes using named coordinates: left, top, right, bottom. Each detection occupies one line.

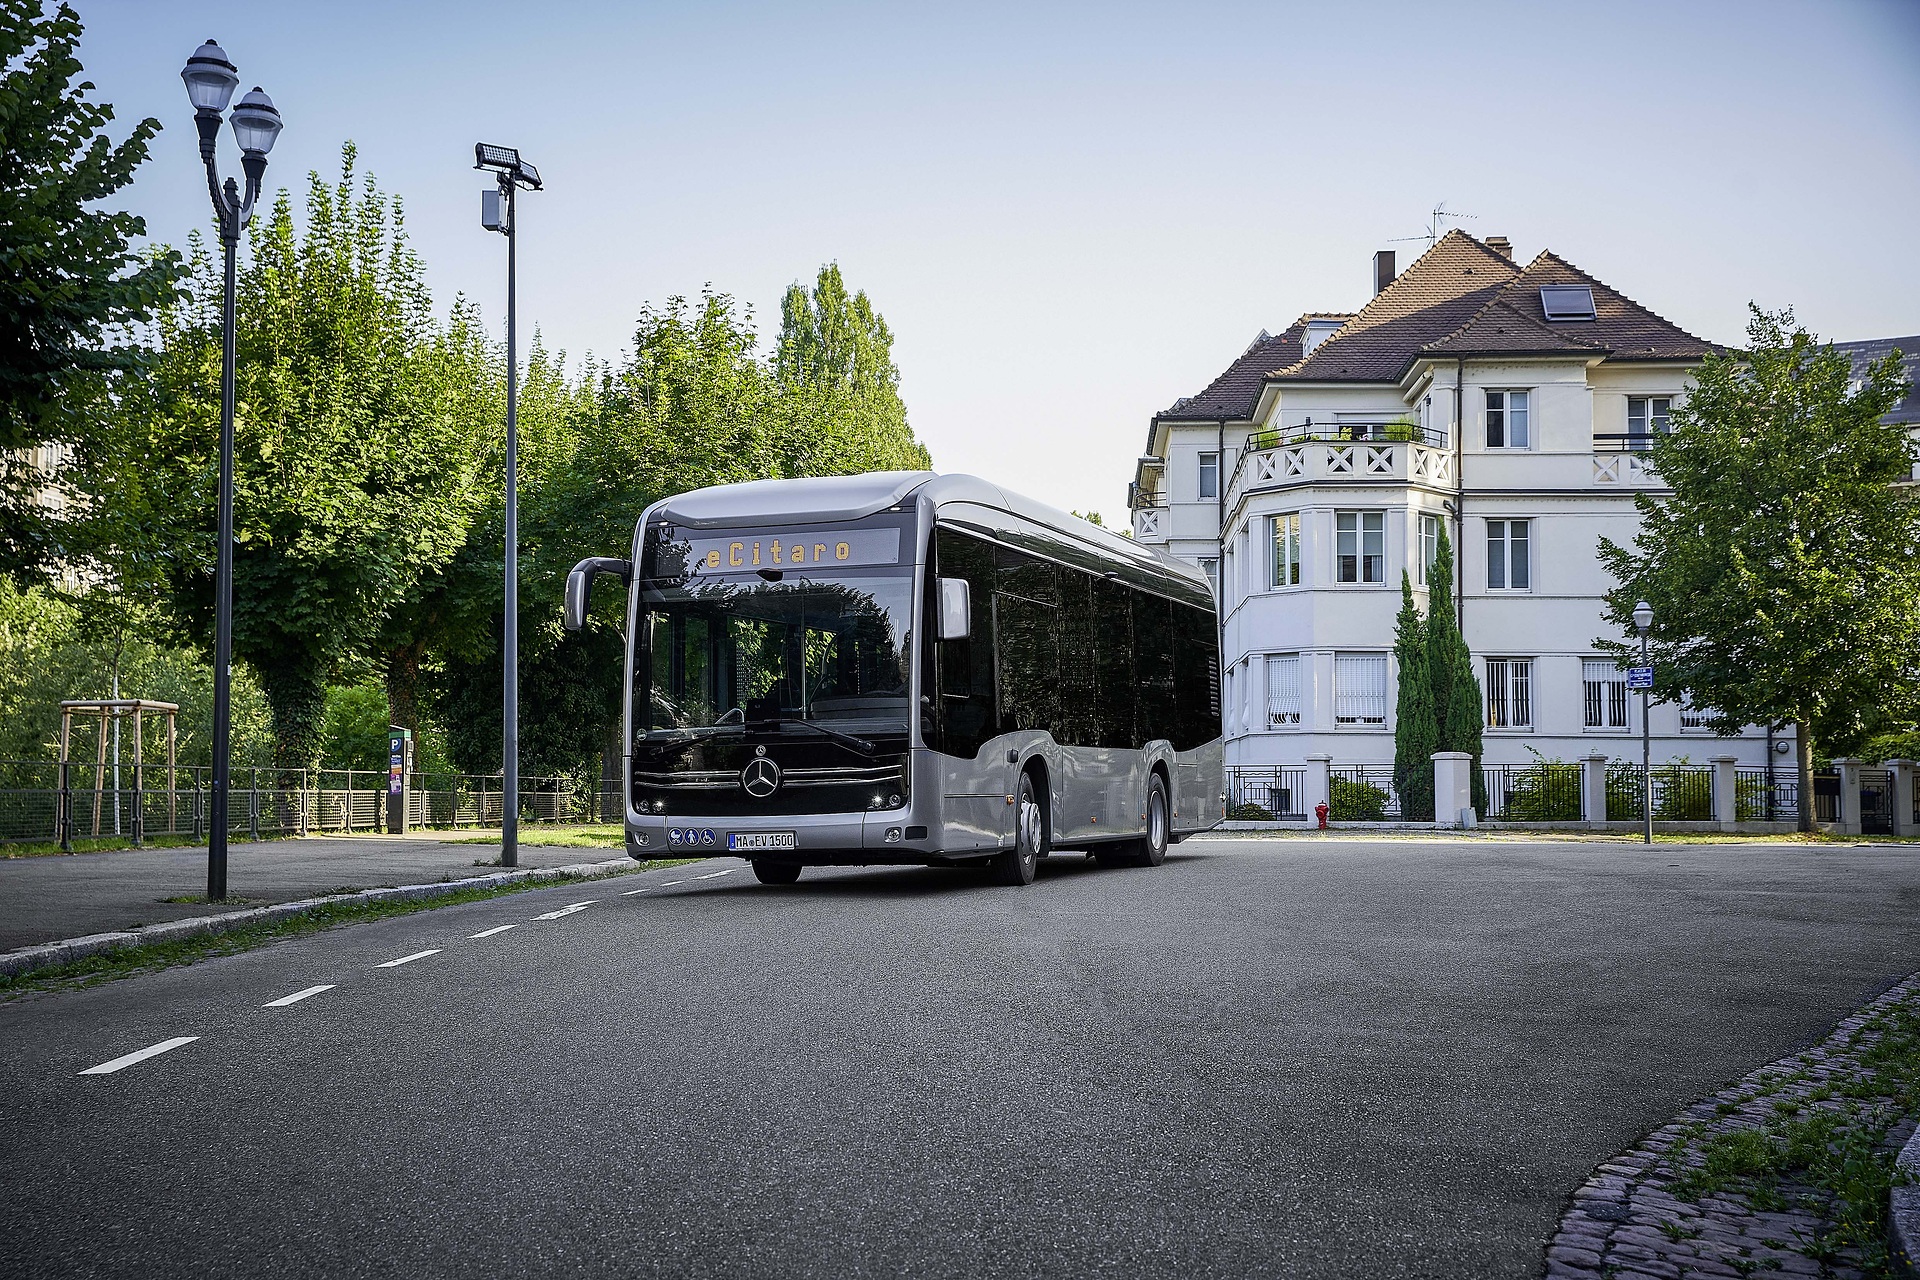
left=1391, top=571, right=1436, bottom=820
left=0, top=1, right=182, bottom=579
left=774, top=263, right=931, bottom=474
left=1425, top=525, right=1487, bottom=815
left=1597, top=308, right=1919, bottom=831
left=85, top=147, right=488, bottom=773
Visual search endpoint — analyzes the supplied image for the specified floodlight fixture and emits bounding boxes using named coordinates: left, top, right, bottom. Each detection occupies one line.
left=474, top=142, right=541, bottom=189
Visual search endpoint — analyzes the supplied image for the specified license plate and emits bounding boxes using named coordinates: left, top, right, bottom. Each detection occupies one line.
left=728, top=831, right=796, bottom=852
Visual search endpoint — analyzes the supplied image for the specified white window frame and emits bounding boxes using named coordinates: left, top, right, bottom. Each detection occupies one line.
left=1197, top=451, right=1219, bottom=500
left=1679, top=696, right=1717, bottom=733
left=1333, top=653, right=1389, bottom=727
left=1269, top=513, right=1301, bottom=589
left=1199, top=557, right=1219, bottom=602
left=1486, top=518, right=1531, bottom=591
left=1486, top=388, right=1532, bottom=449
left=1265, top=654, right=1302, bottom=729
left=1335, top=511, right=1385, bottom=584
left=1627, top=396, right=1672, bottom=444
left=1582, top=659, right=1628, bottom=731
left=1485, top=657, right=1534, bottom=730
left=1417, top=513, right=1441, bottom=586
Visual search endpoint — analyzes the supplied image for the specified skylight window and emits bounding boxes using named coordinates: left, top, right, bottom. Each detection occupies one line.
left=1540, top=285, right=1596, bottom=321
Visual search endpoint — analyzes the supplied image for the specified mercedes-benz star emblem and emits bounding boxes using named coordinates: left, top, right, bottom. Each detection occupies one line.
left=741, top=757, right=782, bottom=799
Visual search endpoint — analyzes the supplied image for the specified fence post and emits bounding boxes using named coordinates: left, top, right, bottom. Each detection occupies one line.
left=193, top=775, right=203, bottom=841
left=249, top=767, right=260, bottom=842
left=1886, top=760, right=1917, bottom=838
left=1832, top=758, right=1863, bottom=836
left=58, top=758, right=71, bottom=852
left=1581, top=754, right=1609, bottom=830
left=1304, top=754, right=1331, bottom=823
left=300, top=769, right=309, bottom=838
left=1711, top=756, right=1738, bottom=831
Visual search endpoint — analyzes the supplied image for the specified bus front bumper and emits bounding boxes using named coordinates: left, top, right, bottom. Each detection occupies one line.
left=625, top=808, right=944, bottom=864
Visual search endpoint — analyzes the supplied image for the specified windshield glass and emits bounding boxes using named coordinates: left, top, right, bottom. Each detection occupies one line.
left=636, top=571, right=913, bottom=738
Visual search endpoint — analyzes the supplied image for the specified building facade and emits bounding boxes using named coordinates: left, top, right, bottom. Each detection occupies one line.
left=1129, top=230, right=1797, bottom=783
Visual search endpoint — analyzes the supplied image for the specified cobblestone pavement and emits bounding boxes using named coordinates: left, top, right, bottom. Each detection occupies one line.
left=1547, top=972, right=1920, bottom=1280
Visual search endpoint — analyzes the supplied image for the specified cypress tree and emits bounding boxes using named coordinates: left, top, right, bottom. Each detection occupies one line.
left=1392, top=571, right=1436, bottom=820
left=1425, top=525, right=1489, bottom=816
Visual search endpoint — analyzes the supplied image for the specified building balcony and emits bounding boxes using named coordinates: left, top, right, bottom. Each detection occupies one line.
left=1229, top=431, right=1456, bottom=507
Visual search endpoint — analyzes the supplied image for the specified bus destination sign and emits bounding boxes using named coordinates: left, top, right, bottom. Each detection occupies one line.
left=685, top=527, right=901, bottom=575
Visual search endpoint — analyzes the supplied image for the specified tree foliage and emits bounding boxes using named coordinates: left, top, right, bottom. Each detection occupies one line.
left=1597, top=307, right=1919, bottom=828
left=0, top=1, right=182, bottom=578
left=1424, top=525, right=1487, bottom=815
left=1391, top=571, right=1436, bottom=820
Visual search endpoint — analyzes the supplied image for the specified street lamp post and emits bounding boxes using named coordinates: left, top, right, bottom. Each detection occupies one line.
left=182, top=41, right=282, bottom=901
left=1634, top=599, right=1654, bottom=846
left=474, top=145, right=542, bottom=869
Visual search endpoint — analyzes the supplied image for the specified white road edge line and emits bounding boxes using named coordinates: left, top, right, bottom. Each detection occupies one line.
left=532, top=901, right=596, bottom=921
left=376, top=949, right=442, bottom=969
left=80, top=1036, right=199, bottom=1076
left=469, top=924, right=518, bottom=938
left=264, top=984, right=335, bottom=1008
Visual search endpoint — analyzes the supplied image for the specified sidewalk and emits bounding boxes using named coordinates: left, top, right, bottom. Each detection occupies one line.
left=0, top=834, right=619, bottom=952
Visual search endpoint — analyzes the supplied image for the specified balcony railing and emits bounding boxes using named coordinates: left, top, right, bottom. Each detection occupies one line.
left=1127, top=482, right=1167, bottom=510
left=1229, top=433, right=1455, bottom=506
left=1245, top=420, right=1446, bottom=452
left=1593, top=432, right=1667, bottom=453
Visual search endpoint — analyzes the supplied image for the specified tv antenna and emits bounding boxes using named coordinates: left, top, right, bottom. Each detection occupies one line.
left=1390, top=202, right=1477, bottom=250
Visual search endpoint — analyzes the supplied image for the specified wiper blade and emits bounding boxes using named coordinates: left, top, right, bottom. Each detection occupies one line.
left=646, top=724, right=743, bottom=743
left=766, top=717, right=878, bottom=756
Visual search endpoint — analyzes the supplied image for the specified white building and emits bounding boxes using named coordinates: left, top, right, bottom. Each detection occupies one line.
left=1129, top=231, right=1795, bottom=790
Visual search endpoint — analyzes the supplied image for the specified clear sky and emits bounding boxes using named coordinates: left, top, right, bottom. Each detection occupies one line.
left=73, top=0, right=1920, bottom=526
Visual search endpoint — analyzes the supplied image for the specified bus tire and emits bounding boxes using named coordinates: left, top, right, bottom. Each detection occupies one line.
left=1103, top=773, right=1169, bottom=868
left=752, top=859, right=802, bottom=885
left=991, top=773, right=1044, bottom=886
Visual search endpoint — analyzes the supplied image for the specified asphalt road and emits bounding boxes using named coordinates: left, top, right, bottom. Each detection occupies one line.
left=4, top=836, right=1919, bottom=1279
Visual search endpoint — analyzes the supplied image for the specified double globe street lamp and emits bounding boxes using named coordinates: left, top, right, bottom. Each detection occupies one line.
left=1634, top=599, right=1655, bottom=846
left=181, top=40, right=283, bottom=900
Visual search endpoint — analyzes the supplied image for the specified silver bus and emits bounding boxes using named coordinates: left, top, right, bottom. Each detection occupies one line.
left=564, top=471, right=1223, bottom=886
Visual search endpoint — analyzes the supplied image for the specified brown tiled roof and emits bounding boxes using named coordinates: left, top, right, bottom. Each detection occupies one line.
left=1270, top=231, right=1520, bottom=382
left=1155, top=321, right=1312, bottom=422
left=1427, top=251, right=1718, bottom=363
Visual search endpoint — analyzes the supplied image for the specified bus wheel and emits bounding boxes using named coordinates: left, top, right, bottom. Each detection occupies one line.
left=752, top=860, right=802, bottom=885
left=992, top=773, right=1044, bottom=886
left=1103, top=774, right=1169, bottom=868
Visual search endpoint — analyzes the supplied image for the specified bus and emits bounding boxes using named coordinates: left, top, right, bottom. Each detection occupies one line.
left=564, top=471, right=1223, bottom=886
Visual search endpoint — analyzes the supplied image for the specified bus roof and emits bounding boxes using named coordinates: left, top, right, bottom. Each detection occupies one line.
left=648, top=471, right=1210, bottom=603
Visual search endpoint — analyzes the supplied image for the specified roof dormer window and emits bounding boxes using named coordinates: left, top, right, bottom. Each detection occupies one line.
left=1302, top=318, right=1344, bottom=356
left=1540, top=284, right=1596, bottom=321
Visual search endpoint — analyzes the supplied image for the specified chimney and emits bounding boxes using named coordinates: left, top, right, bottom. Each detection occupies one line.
left=1373, top=249, right=1396, bottom=296
left=1485, top=235, right=1513, bottom=260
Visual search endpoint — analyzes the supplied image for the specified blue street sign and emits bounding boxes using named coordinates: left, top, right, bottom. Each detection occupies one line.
left=1626, top=666, right=1655, bottom=690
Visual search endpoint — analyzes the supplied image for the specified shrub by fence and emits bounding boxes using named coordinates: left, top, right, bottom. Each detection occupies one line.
left=1483, top=758, right=1582, bottom=821
left=1329, top=768, right=1398, bottom=821
left=1225, top=766, right=1306, bottom=820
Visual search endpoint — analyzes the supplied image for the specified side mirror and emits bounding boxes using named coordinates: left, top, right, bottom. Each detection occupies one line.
left=564, top=557, right=632, bottom=631
left=936, top=577, right=970, bottom=641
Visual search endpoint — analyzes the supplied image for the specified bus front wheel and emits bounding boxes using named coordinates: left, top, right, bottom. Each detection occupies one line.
left=1101, top=773, right=1168, bottom=868
left=752, top=860, right=802, bottom=885
left=991, top=773, right=1044, bottom=886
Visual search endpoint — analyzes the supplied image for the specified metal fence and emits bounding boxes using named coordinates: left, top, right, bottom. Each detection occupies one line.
left=1482, top=761, right=1584, bottom=821
left=1811, top=771, right=1840, bottom=825
left=1329, top=766, right=1401, bottom=821
left=1226, top=766, right=1307, bottom=820
left=1734, top=768, right=1800, bottom=822
left=0, top=759, right=617, bottom=847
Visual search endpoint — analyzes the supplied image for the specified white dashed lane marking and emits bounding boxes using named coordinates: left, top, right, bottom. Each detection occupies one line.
left=263, top=985, right=334, bottom=1008
left=376, top=949, right=442, bottom=969
left=532, top=901, right=596, bottom=921
left=469, top=925, right=517, bottom=938
left=694, top=870, right=734, bottom=880
left=79, top=1036, right=199, bottom=1076
left=620, top=887, right=651, bottom=896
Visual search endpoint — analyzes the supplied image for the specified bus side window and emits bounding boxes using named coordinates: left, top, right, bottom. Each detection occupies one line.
left=1056, top=570, right=1096, bottom=747
left=1132, top=592, right=1175, bottom=744
left=995, top=546, right=1059, bottom=736
left=1172, top=602, right=1221, bottom=750
left=1091, top=576, right=1136, bottom=748
left=932, top=528, right=996, bottom=757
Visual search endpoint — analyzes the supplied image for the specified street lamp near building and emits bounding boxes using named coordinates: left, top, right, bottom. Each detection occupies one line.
left=1633, top=599, right=1654, bottom=846
left=474, top=143, right=542, bottom=868
left=181, top=40, right=282, bottom=901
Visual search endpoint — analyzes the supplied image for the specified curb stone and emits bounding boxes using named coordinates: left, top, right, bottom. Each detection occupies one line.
left=0, top=854, right=654, bottom=980
left=1895, top=1123, right=1919, bottom=1277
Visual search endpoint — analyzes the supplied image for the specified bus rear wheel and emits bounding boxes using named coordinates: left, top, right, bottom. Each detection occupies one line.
left=1101, top=773, right=1169, bottom=868
left=990, top=773, right=1044, bottom=886
left=751, top=860, right=802, bottom=885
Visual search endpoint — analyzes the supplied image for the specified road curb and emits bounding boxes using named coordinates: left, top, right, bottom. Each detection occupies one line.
left=1894, top=1121, right=1920, bottom=1277
left=0, top=854, right=648, bottom=980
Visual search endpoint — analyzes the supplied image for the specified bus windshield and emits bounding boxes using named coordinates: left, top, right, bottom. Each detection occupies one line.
left=636, top=571, right=913, bottom=738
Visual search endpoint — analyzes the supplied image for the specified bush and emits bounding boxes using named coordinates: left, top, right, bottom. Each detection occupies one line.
left=1329, top=775, right=1388, bottom=821
left=1227, top=802, right=1273, bottom=821
left=1501, top=754, right=1582, bottom=822
left=1653, top=758, right=1713, bottom=820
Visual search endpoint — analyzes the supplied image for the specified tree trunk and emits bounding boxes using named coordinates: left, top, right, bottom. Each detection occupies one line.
left=1794, top=720, right=1816, bottom=834
left=262, top=663, right=328, bottom=781
left=386, top=643, right=423, bottom=737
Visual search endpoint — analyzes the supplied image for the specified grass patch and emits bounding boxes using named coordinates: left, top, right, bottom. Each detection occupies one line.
left=451, top=824, right=627, bottom=849
left=1664, top=991, right=1920, bottom=1273
left=0, top=858, right=693, bottom=1001
left=0, top=831, right=285, bottom=859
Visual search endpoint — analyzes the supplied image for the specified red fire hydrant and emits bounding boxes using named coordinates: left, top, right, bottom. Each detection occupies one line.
left=1314, top=801, right=1330, bottom=830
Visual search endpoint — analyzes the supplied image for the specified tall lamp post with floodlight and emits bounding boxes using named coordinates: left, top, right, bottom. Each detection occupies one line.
left=182, top=41, right=282, bottom=901
left=474, top=144, right=542, bottom=868
left=1634, top=599, right=1654, bottom=846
